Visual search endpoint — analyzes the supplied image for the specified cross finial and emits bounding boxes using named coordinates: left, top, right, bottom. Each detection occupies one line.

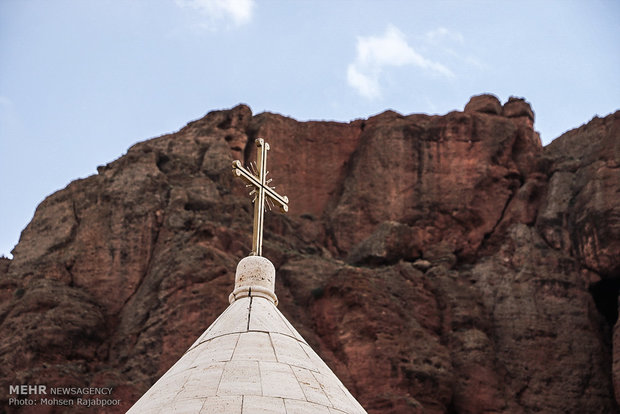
left=232, top=138, right=289, bottom=257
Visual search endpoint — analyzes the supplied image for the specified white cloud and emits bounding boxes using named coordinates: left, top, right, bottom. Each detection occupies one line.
left=463, top=55, right=488, bottom=70
left=175, top=0, right=255, bottom=29
left=346, top=65, right=380, bottom=100
left=347, top=25, right=453, bottom=99
left=425, top=27, right=488, bottom=71
left=425, top=27, right=464, bottom=44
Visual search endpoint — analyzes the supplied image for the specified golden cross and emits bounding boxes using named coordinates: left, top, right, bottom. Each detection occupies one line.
left=232, top=138, right=289, bottom=256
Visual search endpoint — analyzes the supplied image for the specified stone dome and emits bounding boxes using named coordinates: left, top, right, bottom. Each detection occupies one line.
left=127, top=256, right=367, bottom=414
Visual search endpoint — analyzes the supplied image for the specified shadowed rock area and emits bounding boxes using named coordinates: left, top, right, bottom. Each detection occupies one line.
left=1, top=94, right=618, bottom=413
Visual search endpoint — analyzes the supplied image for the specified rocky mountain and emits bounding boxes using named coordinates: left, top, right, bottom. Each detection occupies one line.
left=0, top=94, right=618, bottom=413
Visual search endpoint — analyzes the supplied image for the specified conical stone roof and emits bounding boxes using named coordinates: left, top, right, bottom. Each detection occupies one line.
left=128, top=256, right=367, bottom=414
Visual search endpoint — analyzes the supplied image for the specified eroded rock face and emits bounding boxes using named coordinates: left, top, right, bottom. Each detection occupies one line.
left=502, top=97, right=535, bottom=121
left=1, top=98, right=618, bottom=414
left=464, top=93, right=502, bottom=115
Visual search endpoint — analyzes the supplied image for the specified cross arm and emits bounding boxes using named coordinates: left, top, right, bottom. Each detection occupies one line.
left=232, top=160, right=261, bottom=188
left=232, top=160, right=289, bottom=213
left=264, top=186, right=289, bottom=213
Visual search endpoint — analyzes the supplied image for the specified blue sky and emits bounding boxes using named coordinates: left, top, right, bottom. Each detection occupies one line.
left=1, top=0, right=618, bottom=258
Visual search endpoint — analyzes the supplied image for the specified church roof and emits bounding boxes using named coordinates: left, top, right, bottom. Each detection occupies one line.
left=127, top=256, right=367, bottom=414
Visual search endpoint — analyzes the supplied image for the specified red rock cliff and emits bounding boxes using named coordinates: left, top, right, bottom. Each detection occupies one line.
left=1, top=94, right=618, bottom=413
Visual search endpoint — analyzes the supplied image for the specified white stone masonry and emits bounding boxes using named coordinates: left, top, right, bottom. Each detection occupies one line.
left=127, top=256, right=367, bottom=414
